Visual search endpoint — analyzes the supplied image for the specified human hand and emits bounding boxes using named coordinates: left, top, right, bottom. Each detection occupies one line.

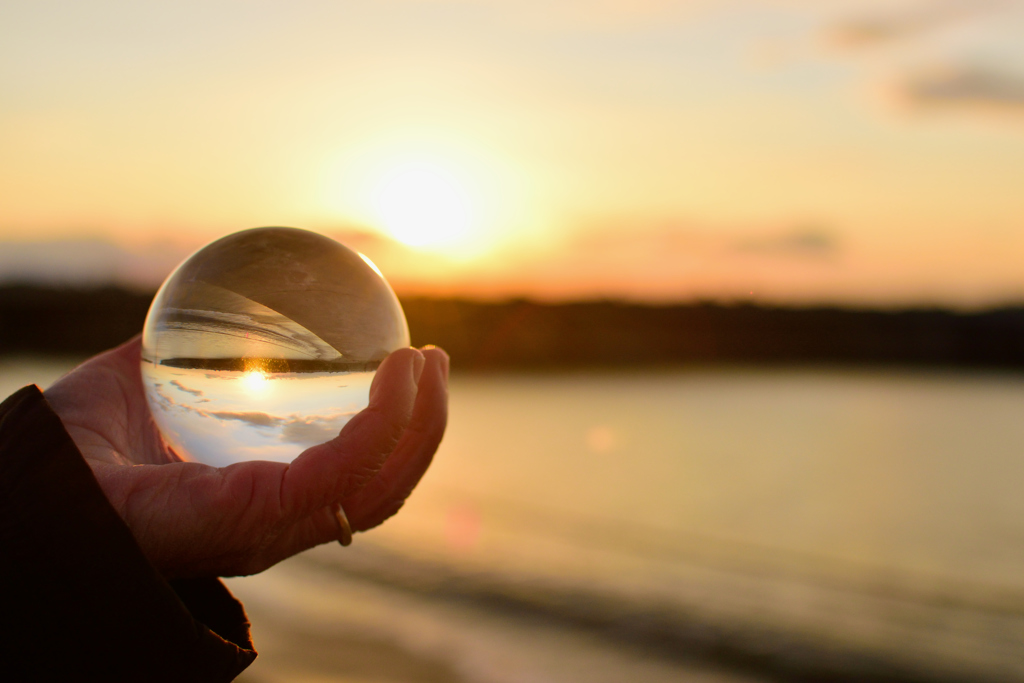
left=44, top=336, right=448, bottom=579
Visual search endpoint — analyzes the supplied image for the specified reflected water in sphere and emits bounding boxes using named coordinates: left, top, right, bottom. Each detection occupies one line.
left=141, top=227, right=409, bottom=467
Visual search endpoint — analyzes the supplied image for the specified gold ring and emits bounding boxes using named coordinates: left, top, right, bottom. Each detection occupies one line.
left=332, top=502, right=353, bottom=547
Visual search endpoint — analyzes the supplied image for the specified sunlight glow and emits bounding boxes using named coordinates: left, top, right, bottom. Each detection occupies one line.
left=242, top=370, right=269, bottom=394
left=370, top=162, right=474, bottom=249
left=321, top=134, right=537, bottom=262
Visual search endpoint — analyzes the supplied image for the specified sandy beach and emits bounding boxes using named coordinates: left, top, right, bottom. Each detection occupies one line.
left=227, top=549, right=762, bottom=683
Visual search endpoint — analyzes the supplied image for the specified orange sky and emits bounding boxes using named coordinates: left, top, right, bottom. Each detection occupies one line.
left=2, top=0, right=1024, bottom=307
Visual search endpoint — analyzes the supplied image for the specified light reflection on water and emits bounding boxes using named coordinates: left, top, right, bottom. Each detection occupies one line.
left=141, top=363, right=375, bottom=466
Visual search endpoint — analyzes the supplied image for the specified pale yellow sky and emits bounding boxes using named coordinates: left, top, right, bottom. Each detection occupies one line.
left=2, top=0, right=1024, bottom=306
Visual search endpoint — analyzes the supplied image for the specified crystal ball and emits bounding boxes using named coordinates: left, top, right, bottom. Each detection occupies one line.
left=141, top=227, right=410, bottom=467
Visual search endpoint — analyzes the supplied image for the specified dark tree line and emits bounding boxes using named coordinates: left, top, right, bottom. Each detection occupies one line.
left=2, top=285, right=1024, bottom=370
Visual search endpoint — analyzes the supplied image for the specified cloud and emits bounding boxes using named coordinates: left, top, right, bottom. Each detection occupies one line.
left=0, top=237, right=193, bottom=289
left=444, top=220, right=851, bottom=303
left=199, top=409, right=357, bottom=445
left=893, top=65, right=1024, bottom=113
left=0, top=228, right=395, bottom=290
left=734, top=229, right=839, bottom=258
left=819, top=1, right=1024, bottom=124
left=169, top=379, right=203, bottom=397
left=153, top=382, right=357, bottom=444
left=478, top=0, right=713, bottom=30
left=206, top=411, right=282, bottom=428
left=823, top=0, right=1010, bottom=51
left=0, top=238, right=131, bottom=286
left=280, top=414, right=355, bottom=446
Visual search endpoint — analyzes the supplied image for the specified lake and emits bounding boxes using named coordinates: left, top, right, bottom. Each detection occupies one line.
left=4, top=358, right=1024, bottom=682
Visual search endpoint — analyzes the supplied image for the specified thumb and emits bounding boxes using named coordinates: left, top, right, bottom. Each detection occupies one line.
left=278, top=348, right=425, bottom=517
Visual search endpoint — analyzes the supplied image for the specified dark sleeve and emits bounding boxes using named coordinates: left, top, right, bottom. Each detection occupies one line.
left=0, top=385, right=256, bottom=682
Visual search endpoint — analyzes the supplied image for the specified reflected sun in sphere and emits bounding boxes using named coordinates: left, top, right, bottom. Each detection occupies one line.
left=242, top=370, right=269, bottom=394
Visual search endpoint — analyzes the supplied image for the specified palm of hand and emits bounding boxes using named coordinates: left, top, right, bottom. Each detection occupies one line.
left=44, top=337, right=448, bottom=579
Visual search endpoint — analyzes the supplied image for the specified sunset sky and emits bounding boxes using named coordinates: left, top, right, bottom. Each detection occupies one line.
left=2, top=0, right=1024, bottom=306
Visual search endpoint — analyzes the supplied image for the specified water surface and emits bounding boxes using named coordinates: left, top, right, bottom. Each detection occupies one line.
left=5, top=359, right=1023, bottom=681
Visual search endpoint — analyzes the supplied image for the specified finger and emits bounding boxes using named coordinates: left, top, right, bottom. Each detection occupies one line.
left=278, top=348, right=425, bottom=518
left=250, top=347, right=448, bottom=561
left=343, top=346, right=449, bottom=530
left=253, top=504, right=344, bottom=569
left=45, top=335, right=176, bottom=466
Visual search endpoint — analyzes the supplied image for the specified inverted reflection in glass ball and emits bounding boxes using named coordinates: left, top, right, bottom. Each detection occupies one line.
left=141, top=227, right=410, bottom=467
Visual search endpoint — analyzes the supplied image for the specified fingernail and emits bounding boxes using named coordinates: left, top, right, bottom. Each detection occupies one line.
left=412, top=351, right=426, bottom=385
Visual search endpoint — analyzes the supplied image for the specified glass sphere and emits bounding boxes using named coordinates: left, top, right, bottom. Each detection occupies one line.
left=141, top=227, right=409, bottom=467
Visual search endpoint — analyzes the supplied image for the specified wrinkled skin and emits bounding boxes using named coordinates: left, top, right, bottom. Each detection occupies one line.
left=44, top=337, right=449, bottom=579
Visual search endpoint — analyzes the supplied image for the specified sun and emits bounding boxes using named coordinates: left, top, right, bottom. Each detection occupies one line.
left=321, top=137, right=535, bottom=258
left=370, top=161, right=474, bottom=250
